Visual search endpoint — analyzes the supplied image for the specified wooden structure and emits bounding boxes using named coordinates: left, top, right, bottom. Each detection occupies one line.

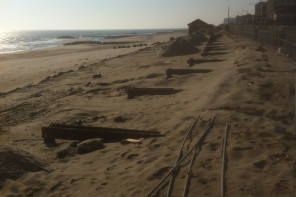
left=42, top=124, right=163, bottom=144
left=188, top=19, right=213, bottom=35
left=127, top=88, right=181, bottom=99
left=166, top=69, right=212, bottom=79
left=187, top=58, right=225, bottom=67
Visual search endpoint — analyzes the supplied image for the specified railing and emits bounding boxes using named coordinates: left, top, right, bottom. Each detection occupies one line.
left=229, top=25, right=296, bottom=61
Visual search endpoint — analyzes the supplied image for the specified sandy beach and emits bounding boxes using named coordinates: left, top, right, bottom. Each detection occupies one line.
left=0, top=31, right=186, bottom=93
left=1, top=30, right=296, bottom=197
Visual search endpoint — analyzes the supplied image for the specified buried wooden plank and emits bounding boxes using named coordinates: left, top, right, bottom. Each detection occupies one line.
left=203, top=47, right=227, bottom=51
left=201, top=34, right=222, bottom=56
left=127, top=88, right=181, bottom=99
left=42, top=125, right=163, bottom=144
left=187, top=58, right=225, bottom=67
left=166, top=68, right=212, bottom=79
left=49, top=124, right=160, bottom=134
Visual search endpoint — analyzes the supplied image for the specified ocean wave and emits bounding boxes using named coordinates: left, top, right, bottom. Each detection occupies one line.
left=0, top=29, right=186, bottom=53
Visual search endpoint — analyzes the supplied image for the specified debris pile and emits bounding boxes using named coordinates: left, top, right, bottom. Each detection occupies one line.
left=185, top=33, right=208, bottom=46
left=162, top=37, right=200, bottom=57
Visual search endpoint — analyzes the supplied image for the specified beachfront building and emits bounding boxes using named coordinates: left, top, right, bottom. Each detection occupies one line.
left=267, top=0, right=296, bottom=25
left=234, top=14, right=254, bottom=25
left=188, top=19, right=212, bottom=35
left=255, top=1, right=267, bottom=25
left=223, top=18, right=235, bottom=25
left=255, top=2, right=267, bottom=17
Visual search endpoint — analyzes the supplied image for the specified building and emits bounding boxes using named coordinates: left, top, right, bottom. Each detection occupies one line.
left=188, top=19, right=212, bottom=35
left=255, top=1, right=267, bottom=25
left=224, top=18, right=235, bottom=24
left=267, top=0, right=296, bottom=25
left=255, top=2, right=267, bottom=17
left=234, top=14, right=254, bottom=25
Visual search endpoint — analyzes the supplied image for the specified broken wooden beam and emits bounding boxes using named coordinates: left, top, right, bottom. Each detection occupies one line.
left=166, top=68, right=212, bottom=79
left=127, top=88, right=181, bottom=99
left=42, top=124, right=164, bottom=144
left=187, top=58, right=225, bottom=66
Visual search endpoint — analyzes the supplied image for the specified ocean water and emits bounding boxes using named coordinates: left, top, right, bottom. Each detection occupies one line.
left=0, top=29, right=185, bottom=54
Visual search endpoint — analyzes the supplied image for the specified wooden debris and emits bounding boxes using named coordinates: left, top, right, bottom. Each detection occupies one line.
left=166, top=115, right=200, bottom=197
left=121, top=138, right=144, bottom=145
left=127, top=88, right=181, bottom=99
left=92, top=74, right=102, bottom=79
left=166, top=68, right=212, bottom=79
left=77, top=138, right=104, bottom=154
left=187, top=58, right=225, bottom=66
left=145, top=117, right=216, bottom=197
left=221, top=123, right=229, bottom=197
left=42, top=124, right=163, bottom=144
left=187, top=58, right=195, bottom=67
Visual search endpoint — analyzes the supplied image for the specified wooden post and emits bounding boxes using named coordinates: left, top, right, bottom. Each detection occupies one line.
left=166, top=69, right=173, bottom=79
left=295, top=77, right=296, bottom=136
left=187, top=58, right=195, bottom=67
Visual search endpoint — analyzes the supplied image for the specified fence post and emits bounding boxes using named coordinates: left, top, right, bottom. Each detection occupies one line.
left=295, top=76, right=296, bottom=136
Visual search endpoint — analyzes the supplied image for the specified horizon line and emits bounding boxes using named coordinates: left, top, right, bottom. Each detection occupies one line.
left=1, top=27, right=188, bottom=32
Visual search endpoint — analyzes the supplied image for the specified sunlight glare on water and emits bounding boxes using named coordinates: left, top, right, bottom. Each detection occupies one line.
left=0, top=31, right=26, bottom=54
left=0, top=29, right=185, bottom=54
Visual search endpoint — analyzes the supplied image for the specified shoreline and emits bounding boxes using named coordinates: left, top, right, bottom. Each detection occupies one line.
left=0, top=29, right=187, bottom=54
left=0, top=31, right=186, bottom=93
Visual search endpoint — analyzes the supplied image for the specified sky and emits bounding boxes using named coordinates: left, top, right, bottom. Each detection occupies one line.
left=0, top=0, right=260, bottom=31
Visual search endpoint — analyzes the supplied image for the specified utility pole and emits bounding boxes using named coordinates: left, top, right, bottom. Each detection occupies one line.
left=228, top=6, right=230, bottom=25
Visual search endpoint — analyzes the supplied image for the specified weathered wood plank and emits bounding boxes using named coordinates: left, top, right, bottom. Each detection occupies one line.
left=166, top=68, right=212, bottom=79
left=127, top=88, right=181, bottom=99
left=42, top=125, right=163, bottom=144
left=187, top=58, right=225, bottom=66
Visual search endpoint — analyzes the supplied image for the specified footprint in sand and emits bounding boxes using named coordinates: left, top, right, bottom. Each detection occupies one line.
left=209, top=142, right=220, bottom=151
left=50, top=181, right=63, bottom=192
left=200, top=158, right=214, bottom=170
left=144, top=156, right=158, bottom=164
left=121, top=152, right=128, bottom=157
left=127, top=154, right=139, bottom=160
left=104, top=165, right=117, bottom=174
left=253, top=160, right=266, bottom=169
left=136, top=160, right=143, bottom=164
left=233, top=146, right=253, bottom=151
left=70, top=178, right=84, bottom=184
left=147, top=166, right=171, bottom=181
left=149, top=143, right=161, bottom=150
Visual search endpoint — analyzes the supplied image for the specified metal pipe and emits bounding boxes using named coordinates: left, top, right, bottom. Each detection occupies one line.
left=145, top=117, right=216, bottom=197
left=221, top=123, right=229, bottom=197
left=166, top=115, right=200, bottom=197
left=182, top=145, right=202, bottom=197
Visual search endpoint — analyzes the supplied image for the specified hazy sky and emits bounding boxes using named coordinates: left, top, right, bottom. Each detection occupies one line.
left=0, top=0, right=259, bottom=31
